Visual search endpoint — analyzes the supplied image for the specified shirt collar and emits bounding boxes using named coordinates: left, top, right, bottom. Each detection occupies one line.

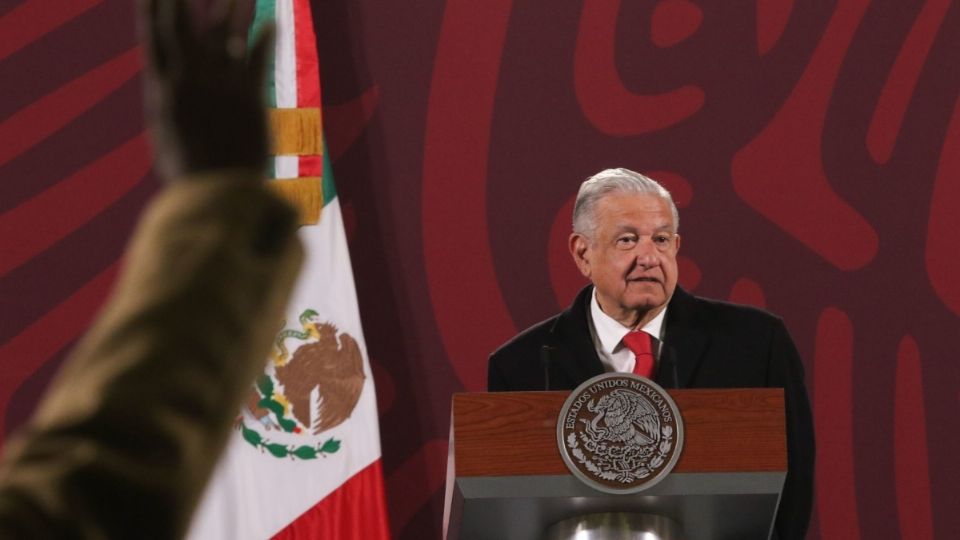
left=590, top=289, right=667, bottom=355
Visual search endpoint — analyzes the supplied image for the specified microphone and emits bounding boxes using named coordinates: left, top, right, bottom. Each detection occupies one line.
left=540, top=345, right=556, bottom=391
left=658, top=343, right=681, bottom=389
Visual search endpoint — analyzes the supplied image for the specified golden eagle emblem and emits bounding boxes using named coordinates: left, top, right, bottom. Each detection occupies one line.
left=247, top=310, right=365, bottom=435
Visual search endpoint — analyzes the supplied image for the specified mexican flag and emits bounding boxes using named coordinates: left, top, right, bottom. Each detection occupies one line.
left=186, top=1, right=390, bottom=537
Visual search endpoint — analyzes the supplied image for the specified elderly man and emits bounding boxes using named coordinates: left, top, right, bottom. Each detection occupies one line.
left=488, top=168, right=814, bottom=540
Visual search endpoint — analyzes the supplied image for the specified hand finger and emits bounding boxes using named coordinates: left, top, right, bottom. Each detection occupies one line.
left=247, top=22, right=275, bottom=91
left=145, top=0, right=194, bottom=75
left=170, top=0, right=196, bottom=61
left=141, top=0, right=170, bottom=75
left=223, top=0, right=258, bottom=61
left=210, top=0, right=240, bottom=26
left=207, top=0, right=237, bottom=55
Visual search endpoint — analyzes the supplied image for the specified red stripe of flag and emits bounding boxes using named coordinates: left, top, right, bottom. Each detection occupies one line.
left=292, top=0, right=323, bottom=177
left=271, top=459, right=391, bottom=539
left=292, top=0, right=321, bottom=108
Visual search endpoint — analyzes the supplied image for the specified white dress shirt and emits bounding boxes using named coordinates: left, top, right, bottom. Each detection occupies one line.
left=587, top=289, right=666, bottom=373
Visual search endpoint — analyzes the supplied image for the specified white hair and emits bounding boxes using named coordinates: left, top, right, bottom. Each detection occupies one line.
left=572, top=168, right=679, bottom=236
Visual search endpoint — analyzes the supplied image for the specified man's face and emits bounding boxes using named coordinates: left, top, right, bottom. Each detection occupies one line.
left=569, top=192, right=680, bottom=327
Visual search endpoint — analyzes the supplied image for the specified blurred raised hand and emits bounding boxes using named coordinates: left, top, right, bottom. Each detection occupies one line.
left=142, top=0, right=274, bottom=179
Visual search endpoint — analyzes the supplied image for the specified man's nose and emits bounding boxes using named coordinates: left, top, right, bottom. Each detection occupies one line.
left=635, top=238, right=660, bottom=266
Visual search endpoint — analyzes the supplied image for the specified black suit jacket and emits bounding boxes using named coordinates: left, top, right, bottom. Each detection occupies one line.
left=488, top=285, right=814, bottom=540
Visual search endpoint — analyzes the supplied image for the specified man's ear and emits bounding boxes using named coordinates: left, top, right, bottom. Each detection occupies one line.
left=569, top=233, right=591, bottom=278
left=675, top=234, right=681, bottom=253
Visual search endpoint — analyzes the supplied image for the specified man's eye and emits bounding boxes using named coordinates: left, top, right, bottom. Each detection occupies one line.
left=616, top=236, right=638, bottom=249
left=653, top=234, right=670, bottom=245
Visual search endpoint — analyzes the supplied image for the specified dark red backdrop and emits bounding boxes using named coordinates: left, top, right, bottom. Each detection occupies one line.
left=2, top=0, right=959, bottom=538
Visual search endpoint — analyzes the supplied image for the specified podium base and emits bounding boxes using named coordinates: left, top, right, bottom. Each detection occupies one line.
left=543, top=512, right=683, bottom=540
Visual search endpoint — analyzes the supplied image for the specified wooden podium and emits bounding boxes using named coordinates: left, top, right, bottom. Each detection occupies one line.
left=443, top=389, right=787, bottom=540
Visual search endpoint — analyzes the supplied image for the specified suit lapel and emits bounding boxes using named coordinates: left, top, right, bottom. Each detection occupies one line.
left=547, top=285, right=710, bottom=389
left=548, top=286, right=605, bottom=389
left=664, top=286, right=710, bottom=388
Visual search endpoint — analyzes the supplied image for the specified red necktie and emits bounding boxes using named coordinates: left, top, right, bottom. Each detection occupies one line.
left=623, top=330, right=654, bottom=378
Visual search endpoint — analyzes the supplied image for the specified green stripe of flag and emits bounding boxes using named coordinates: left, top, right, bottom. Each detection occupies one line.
left=250, top=0, right=277, bottom=107
left=321, top=139, right=336, bottom=205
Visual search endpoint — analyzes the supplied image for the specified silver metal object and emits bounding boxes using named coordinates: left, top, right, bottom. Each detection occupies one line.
left=557, top=373, right=685, bottom=494
left=543, top=512, right=684, bottom=540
